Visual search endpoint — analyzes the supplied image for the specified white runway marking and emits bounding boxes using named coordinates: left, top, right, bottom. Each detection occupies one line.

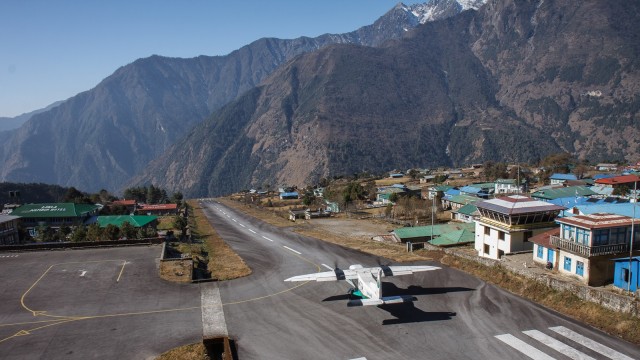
left=322, top=264, right=334, bottom=270
left=239, top=224, right=246, bottom=228
left=232, top=219, right=237, bottom=222
left=550, top=326, right=634, bottom=360
left=283, top=246, right=301, bottom=255
left=0, top=255, right=19, bottom=258
left=262, top=236, right=274, bottom=242
left=523, top=330, right=595, bottom=360
left=79, top=270, right=87, bottom=277
left=248, top=229, right=256, bottom=234
left=495, top=334, right=556, bottom=360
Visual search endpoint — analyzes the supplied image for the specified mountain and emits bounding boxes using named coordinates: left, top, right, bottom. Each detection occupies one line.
left=0, top=1, right=477, bottom=192
left=0, top=101, right=63, bottom=132
left=132, top=0, right=640, bottom=197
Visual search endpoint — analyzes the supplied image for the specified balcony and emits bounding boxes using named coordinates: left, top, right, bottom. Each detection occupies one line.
left=550, top=235, right=638, bottom=257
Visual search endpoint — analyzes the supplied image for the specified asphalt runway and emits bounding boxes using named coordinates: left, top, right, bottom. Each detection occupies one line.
left=0, top=246, right=202, bottom=359
left=201, top=200, right=640, bottom=360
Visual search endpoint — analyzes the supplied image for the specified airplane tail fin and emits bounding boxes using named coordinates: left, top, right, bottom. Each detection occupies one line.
left=347, top=295, right=417, bottom=307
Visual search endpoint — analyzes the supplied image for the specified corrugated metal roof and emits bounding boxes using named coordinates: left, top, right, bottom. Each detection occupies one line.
left=570, top=203, right=640, bottom=218
left=393, top=223, right=474, bottom=239
left=595, top=174, right=640, bottom=185
left=531, top=186, right=597, bottom=200
left=447, top=194, right=481, bottom=205
left=476, top=195, right=565, bottom=215
left=454, top=203, right=478, bottom=216
left=11, top=203, right=99, bottom=218
left=97, top=215, right=157, bottom=228
left=550, top=173, right=578, bottom=181
left=429, top=229, right=475, bottom=246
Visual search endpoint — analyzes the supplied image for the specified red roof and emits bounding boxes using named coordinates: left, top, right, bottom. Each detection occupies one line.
left=595, top=174, right=640, bottom=185
left=112, top=199, right=136, bottom=206
left=529, top=227, right=559, bottom=248
left=138, top=203, right=178, bottom=210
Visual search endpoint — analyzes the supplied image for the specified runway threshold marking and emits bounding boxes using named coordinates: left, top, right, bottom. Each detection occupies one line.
left=283, top=246, right=301, bottom=255
left=495, top=334, right=555, bottom=360
left=550, top=326, right=634, bottom=360
left=523, top=330, right=595, bottom=360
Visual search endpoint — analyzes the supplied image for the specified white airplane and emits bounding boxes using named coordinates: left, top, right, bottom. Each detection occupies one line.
left=285, top=264, right=440, bottom=307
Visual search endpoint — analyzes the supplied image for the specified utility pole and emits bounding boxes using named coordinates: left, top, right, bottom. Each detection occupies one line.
left=629, top=179, right=637, bottom=293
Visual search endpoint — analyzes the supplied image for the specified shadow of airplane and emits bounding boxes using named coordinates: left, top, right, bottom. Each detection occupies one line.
left=379, top=302, right=457, bottom=325
left=321, top=283, right=474, bottom=303
left=380, top=283, right=475, bottom=297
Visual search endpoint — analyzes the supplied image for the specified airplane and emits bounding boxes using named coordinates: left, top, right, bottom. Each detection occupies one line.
left=284, top=264, right=440, bottom=307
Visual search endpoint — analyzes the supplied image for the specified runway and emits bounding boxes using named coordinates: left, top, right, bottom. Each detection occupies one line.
left=201, top=200, right=640, bottom=360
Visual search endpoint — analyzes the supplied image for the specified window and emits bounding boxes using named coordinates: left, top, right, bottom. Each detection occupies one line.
left=484, top=226, right=491, bottom=236
left=498, top=231, right=505, bottom=241
left=537, top=245, right=543, bottom=259
left=484, top=244, right=490, bottom=255
left=576, top=261, right=584, bottom=277
left=563, top=225, right=575, bottom=240
left=523, top=231, right=532, bottom=242
left=593, top=229, right=609, bottom=246
left=564, top=256, right=572, bottom=271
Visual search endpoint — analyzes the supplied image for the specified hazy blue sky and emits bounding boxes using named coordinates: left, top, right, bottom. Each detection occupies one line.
left=0, top=1, right=424, bottom=117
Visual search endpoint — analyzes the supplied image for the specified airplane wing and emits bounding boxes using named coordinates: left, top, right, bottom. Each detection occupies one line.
left=284, top=265, right=440, bottom=282
left=377, top=265, right=441, bottom=277
left=284, top=268, right=360, bottom=282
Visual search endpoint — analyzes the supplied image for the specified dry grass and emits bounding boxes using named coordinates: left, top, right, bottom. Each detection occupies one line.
left=157, top=216, right=176, bottom=231
left=157, top=342, right=209, bottom=360
left=375, top=177, right=413, bottom=186
left=159, top=259, right=193, bottom=283
left=188, top=200, right=252, bottom=280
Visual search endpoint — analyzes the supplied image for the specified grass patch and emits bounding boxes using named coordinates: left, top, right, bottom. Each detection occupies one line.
left=187, top=200, right=251, bottom=280
left=157, top=216, right=176, bottom=231
left=157, top=342, right=209, bottom=360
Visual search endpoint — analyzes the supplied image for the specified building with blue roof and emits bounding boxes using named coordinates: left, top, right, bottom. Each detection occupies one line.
left=565, top=203, right=640, bottom=218
left=550, top=173, right=578, bottom=185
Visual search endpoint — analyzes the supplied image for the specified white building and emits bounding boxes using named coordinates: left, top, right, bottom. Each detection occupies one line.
left=474, top=195, right=565, bottom=259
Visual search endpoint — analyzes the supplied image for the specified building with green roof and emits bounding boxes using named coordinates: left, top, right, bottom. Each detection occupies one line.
left=10, top=203, right=100, bottom=238
left=451, top=203, right=478, bottom=223
left=96, top=215, right=158, bottom=229
left=393, top=223, right=475, bottom=243
left=429, top=229, right=475, bottom=247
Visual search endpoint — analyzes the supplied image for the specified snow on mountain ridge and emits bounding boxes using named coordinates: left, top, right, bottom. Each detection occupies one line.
left=404, top=0, right=487, bottom=24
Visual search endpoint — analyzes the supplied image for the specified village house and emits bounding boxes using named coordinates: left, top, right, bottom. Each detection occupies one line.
left=136, top=203, right=179, bottom=216
left=596, top=163, right=618, bottom=172
left=494, top=179, right=526, bottom=194
left=474, top=195, right=565, bottom=260
left=594, top=174, right=640, bottom=198
left=549, top=173, right=578, bottom=185
left=534, top=213, right=640, bottom=286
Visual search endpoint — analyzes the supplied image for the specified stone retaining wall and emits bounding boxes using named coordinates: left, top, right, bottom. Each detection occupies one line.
left=423, top=243, right=640, bottom=317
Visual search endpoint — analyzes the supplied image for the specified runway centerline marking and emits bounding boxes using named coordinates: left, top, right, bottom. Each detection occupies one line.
left=239, top=224, right=246, bottom=228
left=248, top=229, right=256, bottom=234
left=322, top=264, right=334, bottom=270
left=262, top=236, right=274, bottom=242
left=79, top=270, right=87, bottom=277
left=283, top=246, right=301, bottom=255
left=232, top=219, right=237, bottom=222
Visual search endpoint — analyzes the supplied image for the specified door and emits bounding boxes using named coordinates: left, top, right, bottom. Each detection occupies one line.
left=547, top=249, right=555, bottom=267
